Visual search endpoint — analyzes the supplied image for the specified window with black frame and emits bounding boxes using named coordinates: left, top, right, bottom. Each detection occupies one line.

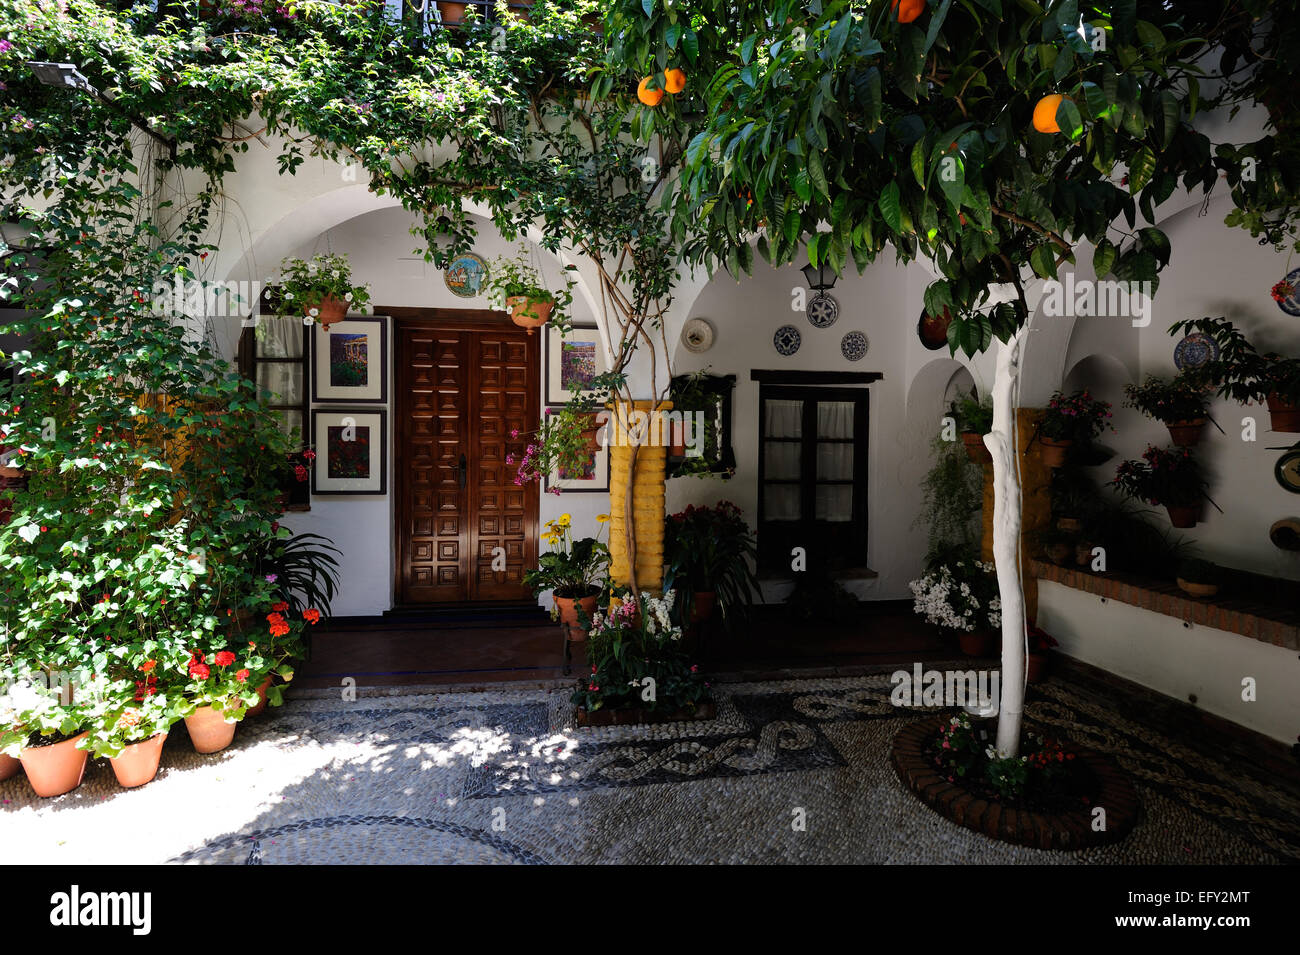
left=239, top=314, right=311, bottom=510
left=667, top=371, right=736, bottom=479
left=757, top=385, right=870, bottom=573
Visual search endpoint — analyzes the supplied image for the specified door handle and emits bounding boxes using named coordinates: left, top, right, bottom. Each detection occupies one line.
left=458, top=453, right=467, bottom=490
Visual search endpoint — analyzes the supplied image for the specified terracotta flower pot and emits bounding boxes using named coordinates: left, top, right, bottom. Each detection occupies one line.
left=20, top=732, right=89, bottom=798
left=1038, top=436, right=1072, bottom=469
left=506, top=295, right=554, bottom=334
left=0, top=752, right=23, bottom=782
left=1266, top=393, right=1300, bottom=433
left=580, top=413, right=603, bottom=452
left=436, top=1, right=468, bottom=25
left=1056, top=517, right=1082, bottom=533
left=1026, top=650, right=1050, bottom=684
left=960, top=431, right=991, bottom=464
left=110, top=732, right=168, bottom=789
left=689, top=591, right=717, bottom=624
left=1165, top=418, right=1207, bottom=447
left=185, top=706, right=237, bottom=754
left=246, top=676, right=273, bottom=717
left=1075, top=541, right=1095, bottom=567
left=958, top=629, right=996, bottom=656
left=1176, top=578, right=1219, bottom=598
left=554, top=592, right=600, bottom=642
left=306, top=294, right=347, bottom=328
left=1166, top=504, right=1200, bottom=529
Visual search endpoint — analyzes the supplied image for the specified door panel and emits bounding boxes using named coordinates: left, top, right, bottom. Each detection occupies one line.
left=394, top=314, right=538, bottom=604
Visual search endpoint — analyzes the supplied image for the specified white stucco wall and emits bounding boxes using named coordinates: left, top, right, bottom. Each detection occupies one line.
left=1038, top=579, right=1299, bottom=744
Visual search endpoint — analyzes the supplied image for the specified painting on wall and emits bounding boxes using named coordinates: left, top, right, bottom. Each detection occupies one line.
left=546, top=322, right=606, bottom=405
left=543, top=413, right=609, bottom=493
left=312, top=317, right=387, bottom=403
left=311, top=408, right=388, bottom=495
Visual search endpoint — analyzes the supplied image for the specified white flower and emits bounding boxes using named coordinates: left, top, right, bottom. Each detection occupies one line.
left=283, top=290, right=294, bottom=300
left=344, top=291, right=354, bottom=302
left=309, top=307, right=319, bottom=317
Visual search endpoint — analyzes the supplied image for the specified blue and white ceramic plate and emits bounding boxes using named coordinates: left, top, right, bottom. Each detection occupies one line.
left=807, top=292, right=839, bottom=328
left=444, top=253, right=488, bottom=298
left=1174, top=332, right=1219, bottom=371
left=773, top=324, right=802, bottom=356
left=841, top=330, right=869, bottom=361
left=1275, top=267, right=1300, bottom=316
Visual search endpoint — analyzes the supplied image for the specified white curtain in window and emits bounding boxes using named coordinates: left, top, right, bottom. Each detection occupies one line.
left=763, top=399, right=802, bottom=521
left=816, top=401, right=855, bottom=486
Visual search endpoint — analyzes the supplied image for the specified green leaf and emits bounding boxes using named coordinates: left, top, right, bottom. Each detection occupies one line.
left=740, top=33, right=758, bottom=66
left=681, top=29, right=699, bottom=63
left=1029, top=243, right=1058, bottom=280
left=1093, top=239, right=1116, bottom=278
left=878, top=182, right=903, bottom=233
left=1128, top=146, right=1156, bottom=192
left=807, top=150, right=829, bottom=198
left=665, top=22, right=683, bottom=50
left=1057, top=98, right=1084, bottom=140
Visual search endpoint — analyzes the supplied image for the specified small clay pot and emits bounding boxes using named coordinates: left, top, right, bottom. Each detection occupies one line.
left=1176, top=578, right=1219, bottom=598
left=1026, top=650, right=1050, bottom=684
left=1038, top=437, right=1072, bottom=469
left=1266, top=393, right=1300, bottom=433
left=689, top=591, right=717, bottom=624
left=246, top=676, right=273, bottom=717
left=506, top=295, right=554, bottom=334
left=1166, top=504, right=1200, bottom=529
left=554, top=592, right=600, bottom=642
left=110, top=732, right=168, bottom=789
left=958, top=629, right=996, bottom=656
left=307, top=294, right=347, bottom=328
left=185, top=706, right=237, bottom=754
left=0, top=752, right=23, bottom=783
left=20, top=732, right=89, bottom=798
left=1165, top=418, right=1207, bottom=447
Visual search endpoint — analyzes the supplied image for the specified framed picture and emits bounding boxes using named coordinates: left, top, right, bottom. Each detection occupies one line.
left=311, top=408, right=388, bottom=495
left=444, top=252, right=488, bottom=298
left=312, top=317, right=387, bottom=404
left=543, top=425, right=609, bottom=493
left=546, top=322, right=607, bottom=405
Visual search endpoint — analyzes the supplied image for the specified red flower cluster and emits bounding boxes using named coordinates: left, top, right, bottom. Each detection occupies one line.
left=267, top=612, right=290, bottom=638
left=235, top=669, right=250, bottom=683
left=187, top=651, right=210, bottom=680
left=133, top=674, right=158, bottom=701
left=272, top=601, right=290, bottom=613
left=214, top=650, right=236, bottom=666
left=1271, top=279, right=1295, bottom=304
left=303, top=608, right=321, bottom=625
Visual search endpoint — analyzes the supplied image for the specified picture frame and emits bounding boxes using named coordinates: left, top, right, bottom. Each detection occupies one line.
left=543, top=420, right=609, bottom=493
left=546, top=321, right=606, bottom=405
left=310, top=408, right=388, bottom=495
left=312, top=316, right=388, bottom=404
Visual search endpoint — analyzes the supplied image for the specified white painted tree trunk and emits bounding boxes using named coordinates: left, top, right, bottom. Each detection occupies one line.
left=984, top=332, right=1028, bottom=757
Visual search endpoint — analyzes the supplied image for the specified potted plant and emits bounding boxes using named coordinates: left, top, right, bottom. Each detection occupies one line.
left=1111, top=445, right=1208, bottom=528
left=663, top=500, right=762, bottom=629
left=273, top=252, right=371, bottom=328
left=949, top=388, right=994, bottom=464
left=572, top=591, right=711, bottom=724
left=436, top=1, right=470, bottom=26
left=486, top=246, right=575, bottom=335
left=6, top=679, right=90, bottom=798
left=1176, top=558, right=1220, bottom=598
left=523, top=513, right=610, bottom=641
left=1026, top=624, right=1058, bottom=683
left=1123, top=374, right=1212, bottom=446
left=909, top=559, right=1001, bottom=656
left=510, top=405, right=603, bottom=486
left=181, top=646, right=262, bottom=753
left=1169, top=316, right=1300, bottom=433
left=90, top=690, right=185, bottom=789
left=279, top=447, right=316, bottom=511
left=1038, top=390, right=1114, bottom=468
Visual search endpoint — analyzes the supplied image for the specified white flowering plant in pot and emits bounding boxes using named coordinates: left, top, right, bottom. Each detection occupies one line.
left=908, top=560, right=1001, bottom=633
left=272, top=252, right=371, bottom=326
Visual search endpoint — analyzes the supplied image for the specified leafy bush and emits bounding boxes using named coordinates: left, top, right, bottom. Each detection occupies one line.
left=1041, top=390, right=1114, bottom=442
left=663, top=500, right=761, bottom=627
left=1123, top=374, right=1210, bottom=423
left=1111, top=446, right=1207, bottom=509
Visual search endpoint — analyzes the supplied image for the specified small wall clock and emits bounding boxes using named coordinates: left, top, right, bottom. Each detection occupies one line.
left=1274, top=443, right=1300, bottom=493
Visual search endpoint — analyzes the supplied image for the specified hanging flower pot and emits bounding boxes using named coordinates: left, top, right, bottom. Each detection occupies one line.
left=308, top=294, right=347, bottom=328
left=1266, top=393, right=1300, bottom=433
left=0, top=752, right=23, bottom=782
left=554, top=592, right=600, bottom=642
left=1165, top=418, right=1207, bottom=447
left=580, top=413, right=604, bottom=452
left=245, top=675, right=273, bottom=717
left=506, top=295, right=554, bottom=334
left=958, top=628, right=996, bottom=657
left=1165, top=504, right=1201, bottom=528
left=185, top=706, right=237, bottom=754
left=1038, top=436, right=1072, bottom=468
left=669, top=419, right=687, bottom=457
left=20, top=732, right=89, bottom=798
left=960, top=431, right=991, bottom=464
left=110, top=732, right=168, bottom=789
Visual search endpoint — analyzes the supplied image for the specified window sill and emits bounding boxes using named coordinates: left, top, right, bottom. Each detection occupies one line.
left=1031, top=559, right=1300, bottom=651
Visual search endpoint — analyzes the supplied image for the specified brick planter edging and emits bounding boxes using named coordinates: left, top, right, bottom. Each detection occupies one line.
left=890, top=717, right=1139, bottom=851
left=575, top=700, right=717, bottom=727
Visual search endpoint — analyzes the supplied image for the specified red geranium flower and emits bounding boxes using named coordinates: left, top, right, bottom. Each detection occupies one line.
left=214, top=650, right=236, bottom=666
left=303, top=608, right=321, bottom=625
left=272, top=601, right=290, bottom=613
left=140, top=659, right=156, bottom=673
left=235, top=669, right=249, bottom=683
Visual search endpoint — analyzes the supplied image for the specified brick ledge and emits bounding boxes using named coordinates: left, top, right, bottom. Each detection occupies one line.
left=1031, top=560, right=1300, bottom=652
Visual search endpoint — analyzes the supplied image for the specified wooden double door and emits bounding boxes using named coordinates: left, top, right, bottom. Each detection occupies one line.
left=392, top=310, right=539, bottom=605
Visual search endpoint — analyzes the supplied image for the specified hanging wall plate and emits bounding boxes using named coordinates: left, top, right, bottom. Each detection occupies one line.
left=1174, top=331, right=1220, bottom=371
left=806, top=292, right=839, bottom=328
left=443, top=252, right=488, bottom=298
left=841, top=330, right=869, bottom=361
left=1275, top=445, right=1300, bottom=493
left=681, top=317, right=715, bottom=353
left=1275, top=267, right=1300, bottom=316
left=773, top=324, right=802, bottom=356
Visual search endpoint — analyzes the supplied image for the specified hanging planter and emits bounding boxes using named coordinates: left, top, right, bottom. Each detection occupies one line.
left=1165, top=418, right=1208, bottom=446
left=110, top=732, right=168, bottom=789
left=1123, top=375, right=1212, bottom=447
left=1039, top=391, right=1113, bottom=468
left=274, top=252, right=370, bottom=328
left=20, top=732, right=90, bottom=798
left=1266, top=393, right=1300, bottom=433
left=1112, top=446, right=1209, bottom=531
left=1165, top=504, right=1201, bottom=528
left=488, top=246, right=575, bottom=338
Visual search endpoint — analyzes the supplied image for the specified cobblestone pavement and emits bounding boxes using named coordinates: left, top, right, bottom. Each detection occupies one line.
left=2, top=672, right=1295, bottom=864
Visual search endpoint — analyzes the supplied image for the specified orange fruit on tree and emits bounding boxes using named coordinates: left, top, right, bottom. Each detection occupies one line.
left=637, top=77, right=664, bottom=107
left=664, top=68, right=686, bottom=94
left=1032, top=94, right=1068, bottom=134
left=891, top=0, right=926, bottom=23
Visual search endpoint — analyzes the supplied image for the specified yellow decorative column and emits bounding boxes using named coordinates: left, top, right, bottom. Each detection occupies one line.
left=607, top=400, right=671, bottom=595
left=981, top=408, right=1050, bottom=621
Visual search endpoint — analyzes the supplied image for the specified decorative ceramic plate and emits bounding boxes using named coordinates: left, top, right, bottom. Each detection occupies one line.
left=443, top=253, right=488, bottom=298
left=1174, top=332, right=1220, bottom=371
left=807, top=292, right=839, bottom=328
left=1275, top=266, right=1300, bottom=316
left=773, top=324, right=802, bottom=356
left=681, top=317, right=715, bottom=353
left=841, top=330, right=869, bottom=361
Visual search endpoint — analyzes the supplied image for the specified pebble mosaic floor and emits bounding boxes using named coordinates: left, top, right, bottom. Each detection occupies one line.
left=1, top=672, right=1296, bottom=864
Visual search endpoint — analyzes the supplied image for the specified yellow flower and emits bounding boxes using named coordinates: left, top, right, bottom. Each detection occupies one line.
left=557, top=513, right=572, bottom=527
left=596, top=514, right=610, bottom=523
